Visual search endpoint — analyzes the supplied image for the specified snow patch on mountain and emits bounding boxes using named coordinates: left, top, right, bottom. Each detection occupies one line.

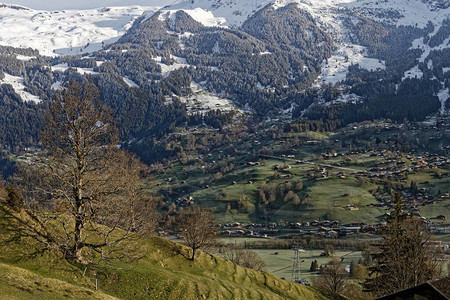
left=1, top=73, right=41, bottom=103
left=154, top=55, right=193, bottom=78
left=401, top=20, right=450, bottom=81
left=51, top=80, right=63, bottom=90
left=410, top=22, right=450, bottom=63
left=257, top=82, right=276, bottom=93
left=15, top=54, right=36, bottom=61
left=51, top=63, right=99, bottom=75
left=178, top=82, right=240, bottom=114
left=123, top=76, right=139, bottom=88
left=319, top=44, right=385, bottom=84
left=437, top=88, right=449, bottom=115
left=403, top=65, right=424, bottom=80
left=323, top=93, right=361, bottom=106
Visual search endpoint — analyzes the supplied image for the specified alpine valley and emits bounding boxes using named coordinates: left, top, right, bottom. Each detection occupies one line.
left=1, top=1, right=450, bottom=299
left=0, top=0, right=449, bottom=200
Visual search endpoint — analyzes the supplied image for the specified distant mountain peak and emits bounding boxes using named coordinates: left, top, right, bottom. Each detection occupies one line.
left=0, top=3, right=30, bottom=10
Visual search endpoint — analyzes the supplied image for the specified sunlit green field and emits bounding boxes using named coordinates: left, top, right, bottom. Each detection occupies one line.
left=253, top=249, right=362, bottom=282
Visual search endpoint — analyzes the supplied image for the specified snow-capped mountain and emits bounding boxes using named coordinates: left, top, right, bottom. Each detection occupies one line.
left=157, top=0, right=450, bottom=109
left=163, top=0, right=450, bottom=28
left=0, top=0, right=449, bottom=161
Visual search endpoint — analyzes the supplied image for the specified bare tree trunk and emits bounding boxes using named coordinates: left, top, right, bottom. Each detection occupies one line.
left=73, top=212, right=84, bottom=260
left=73, top=159, right=85, bottom=261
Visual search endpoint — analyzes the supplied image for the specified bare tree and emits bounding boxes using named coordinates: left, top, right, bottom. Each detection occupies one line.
left=120, top=154, right=161, bottom=233
left=313, top=258, right=348, bottom=296
left=178, top=205, right=216, bottom=260
left=0, top=177, right=6, bottom=202
left=323, top=244, right=335, bottom=256
left=222, top=248, right=266, bottom=271
left=364, top=193, right=443, bottom=296
left=7, top=81, right=156, bottom=263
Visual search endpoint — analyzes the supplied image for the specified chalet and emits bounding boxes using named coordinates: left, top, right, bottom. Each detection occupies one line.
left=376, top=276, right=450, bottom=300
left=326, top=230, right=338, bottom=238
left=345, top=204, right=359, bottom=211
left=339, top=226, right=360, bottom=235
left=361, top=225, right=377, bottom=233
left=310, top=220, right=319, bottom=226
left=321, top=220, right=331, bottom=226
left=337, top=171, right=346, bottom=178
left=279, top=174, right=293, bottom=179
left=318, top=226, right=329, bottom=233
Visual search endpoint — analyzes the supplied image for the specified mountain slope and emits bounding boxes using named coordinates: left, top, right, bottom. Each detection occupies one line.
left=0, top=0, right=448, bottom=162
left=0, top=4, right=161, bottom=56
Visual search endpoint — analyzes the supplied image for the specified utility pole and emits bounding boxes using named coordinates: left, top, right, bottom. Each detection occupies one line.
left=291, top=247, right=305, bottom=283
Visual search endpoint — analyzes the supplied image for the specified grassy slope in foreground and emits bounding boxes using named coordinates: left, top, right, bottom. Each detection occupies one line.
left=0, top=235, right=330, bottom=300
left=0, top=262, right=118, bottom=300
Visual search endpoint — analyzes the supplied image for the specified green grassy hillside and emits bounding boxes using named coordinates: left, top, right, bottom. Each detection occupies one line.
left=0, top=262, right=118, bottom=300
left=0, top=235, right=331, bottom=300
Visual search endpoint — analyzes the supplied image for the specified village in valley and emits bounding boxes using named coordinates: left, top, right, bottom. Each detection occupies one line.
left=152, top=118, right=450, bottom=250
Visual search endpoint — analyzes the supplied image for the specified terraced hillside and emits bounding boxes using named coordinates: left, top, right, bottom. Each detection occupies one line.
left=0, top=234, right=331, bottom=300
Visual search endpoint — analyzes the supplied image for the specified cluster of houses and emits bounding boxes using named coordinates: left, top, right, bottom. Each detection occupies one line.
left=220, top=222, right=270, bottom=238
left=219, top=220, right=378, bottom=239
left=370, top=188, right=448, bottom=216
left=292, top=148, right=449, bottom=181
left=317, top=150, right=448, bottom=186
left=355, top=151, right=447, bottom=181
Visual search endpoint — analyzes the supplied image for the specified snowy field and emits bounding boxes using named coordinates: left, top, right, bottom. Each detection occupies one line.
left=177, top=82, right=240, bottom=114
left=0, top=4, right=160, bottom=56
left=51, top=63, right=99, bottom=75
left=319, top=44, right=385, bottom=84
left=153, top=55, right=193, bottom=78
left=0, top=73, right=41, bottom=103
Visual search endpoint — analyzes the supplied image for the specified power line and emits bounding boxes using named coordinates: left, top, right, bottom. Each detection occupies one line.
left=291, top=247, right=305, bottom=283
